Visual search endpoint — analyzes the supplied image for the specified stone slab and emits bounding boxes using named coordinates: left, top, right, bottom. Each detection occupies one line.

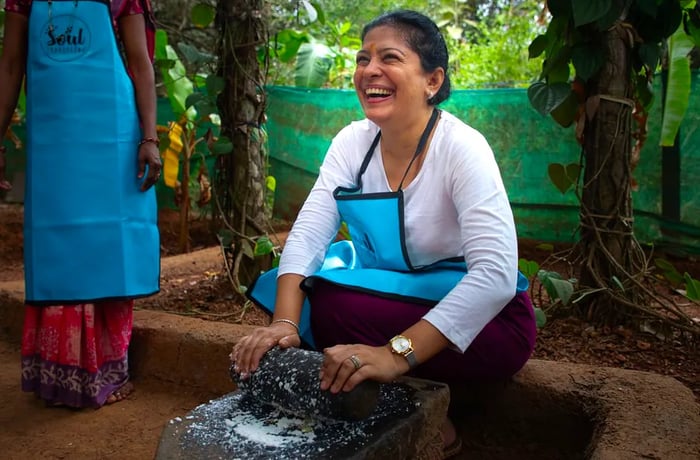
left=155, top=376, right=449, bottom=460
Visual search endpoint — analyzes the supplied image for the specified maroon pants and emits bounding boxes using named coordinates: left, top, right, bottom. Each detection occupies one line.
left=308, top=282, right=537, bottom=384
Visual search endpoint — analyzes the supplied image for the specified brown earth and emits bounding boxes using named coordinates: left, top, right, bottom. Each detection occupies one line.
left=1, top=203, right=699, bottom=459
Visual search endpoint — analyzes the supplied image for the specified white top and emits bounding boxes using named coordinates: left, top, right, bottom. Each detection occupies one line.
left=278, top=111, right=519, bottom=352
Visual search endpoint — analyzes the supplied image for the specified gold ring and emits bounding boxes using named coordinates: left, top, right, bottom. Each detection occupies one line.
left=349, top=354, right=362, bottom=370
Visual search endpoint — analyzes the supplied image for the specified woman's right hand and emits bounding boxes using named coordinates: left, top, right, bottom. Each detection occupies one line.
left=230, top=321, right=301, bottom=377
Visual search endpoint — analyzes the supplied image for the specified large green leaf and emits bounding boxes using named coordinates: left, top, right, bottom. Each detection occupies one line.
left=548, top=162, right=581, bottom=194
left=547, top=0, right=573, bottom=18
left=685, top=6, right=700, bottom=45
left=528, top=81, right=572, bottom=116
left=660, top=26, right=694, bottom=146
left=572, top=44, right=604, bottom=81
left=538, top=270, right=574, bottom=305
left=528, top=34, right=548, bottom=59
left=191, top=3, right=216, bottom=28
left=539, top=45, right=571, bottom=83
left=294, top=42, right=333, bottom=88
left=273, top=29, right=310, bottom=63
left=684, top=272, right=700, bottom=300
left=572, top=0, right=611, bottom=27
left=154, top=30, right=195, bottom=119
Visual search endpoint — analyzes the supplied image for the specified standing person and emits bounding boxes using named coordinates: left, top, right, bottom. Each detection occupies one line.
left=0, top=0, right=162, bottom=408
left=233, top=10, right=536, bottom=457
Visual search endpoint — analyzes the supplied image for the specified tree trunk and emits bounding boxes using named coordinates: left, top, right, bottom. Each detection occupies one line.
left=214, top=0, right=270, bottom=289
left=579, top=18, right=646, bottom=322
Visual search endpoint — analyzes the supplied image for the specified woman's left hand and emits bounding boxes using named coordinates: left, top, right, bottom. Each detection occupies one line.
left=320, top=343, right=409, bottom=394
left=137, top=141, right=162, bottom=191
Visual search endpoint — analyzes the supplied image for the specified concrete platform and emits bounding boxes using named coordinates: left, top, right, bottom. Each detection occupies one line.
left=1, top=278, right=699, bottom=459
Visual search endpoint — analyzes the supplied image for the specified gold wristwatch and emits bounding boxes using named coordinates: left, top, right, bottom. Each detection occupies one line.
left=389, top=335, right=418, bottom=369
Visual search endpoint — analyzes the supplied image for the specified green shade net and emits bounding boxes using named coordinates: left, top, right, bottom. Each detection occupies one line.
left=265, top=71, right=700, bottom=253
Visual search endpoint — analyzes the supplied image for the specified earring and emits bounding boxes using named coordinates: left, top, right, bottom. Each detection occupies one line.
left=427, top=92, right=434, bottom=100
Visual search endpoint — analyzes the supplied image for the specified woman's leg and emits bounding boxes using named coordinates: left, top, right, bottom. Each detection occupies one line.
left=309, top=282, right=537, bottom=384
left=21, top=300, right=134, bottom=408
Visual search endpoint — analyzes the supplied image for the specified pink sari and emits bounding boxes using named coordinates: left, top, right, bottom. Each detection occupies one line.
left=22, top=302, right=134, bottom=408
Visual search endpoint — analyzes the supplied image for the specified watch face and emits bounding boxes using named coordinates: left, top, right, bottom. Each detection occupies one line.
left=392, top=336, right=410, bottom=353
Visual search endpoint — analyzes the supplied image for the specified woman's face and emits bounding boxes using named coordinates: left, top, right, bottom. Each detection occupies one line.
left=353, top=25, right=440, bottom=127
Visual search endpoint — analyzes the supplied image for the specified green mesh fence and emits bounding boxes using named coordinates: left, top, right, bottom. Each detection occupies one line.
left=266, top=71, right=700, bottom=252
left=3, top=73, right=699, bottom=252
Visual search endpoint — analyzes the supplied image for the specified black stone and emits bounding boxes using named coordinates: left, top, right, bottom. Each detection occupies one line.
left=230, top=346, right=381, bottom=421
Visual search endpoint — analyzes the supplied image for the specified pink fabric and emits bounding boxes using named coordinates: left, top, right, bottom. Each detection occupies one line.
left=21, top=301, right=134, bottom=408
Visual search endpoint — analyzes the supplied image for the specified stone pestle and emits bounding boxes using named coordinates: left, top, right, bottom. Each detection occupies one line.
left=230, top=346, right=381, bottom=421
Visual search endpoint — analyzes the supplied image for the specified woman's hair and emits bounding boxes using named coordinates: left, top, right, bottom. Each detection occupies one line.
left=361, top=10, right=451, bottom=105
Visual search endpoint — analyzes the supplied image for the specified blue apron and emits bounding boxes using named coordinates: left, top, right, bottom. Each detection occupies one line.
left=23, top=0, right=160, bottom=305
left=248, top=109, right=528, bottom=347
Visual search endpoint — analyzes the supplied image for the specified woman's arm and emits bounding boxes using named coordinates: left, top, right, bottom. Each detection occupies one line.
left=118, top=13, right=162, bottom=191
left=0, top=13, right=28, bottom=189
left=0, top=13, right=28, bottom=143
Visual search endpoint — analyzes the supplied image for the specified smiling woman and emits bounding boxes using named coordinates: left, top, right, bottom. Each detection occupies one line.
left=232, top=10, right=538, bottom=459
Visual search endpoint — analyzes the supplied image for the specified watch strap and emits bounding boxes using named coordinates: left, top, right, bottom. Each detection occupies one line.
left=404, top=350, right=418, bottom=369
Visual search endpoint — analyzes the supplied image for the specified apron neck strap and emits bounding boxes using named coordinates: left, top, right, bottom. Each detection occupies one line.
left=397, top=108, right=440, bottom=191
left=356, top=108, right=440, bottom=190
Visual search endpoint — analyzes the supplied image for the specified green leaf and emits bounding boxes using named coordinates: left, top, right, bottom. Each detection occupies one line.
left=637, top=42, right=661, bottom=72
left=185, top=92, right=206, bottom=109
left=547, top=0, right=573, bottom=18
left=539, top=271, right=574, bottom=305
left=309, top=1, right=326, bottom=24
left=518, top=258, right=540, bottom=279
left=254, top=236, right=275, bottom=256
left=595, top=1, right=624, bottom=30
left=528, top=82, right=572, bottom=116
left=294, top=42, right=333, bottom=88
left=300, top=0, right=318, bottom=22
left=528, top=35, right=549, bottom=59
left=241, top=240, right=254, bottom=259
left=550, top=90, right=579, bottom=128
left=548, top=162, right=580, bottom=194
left=273, top=29, right=311, bottom=63
left=205, top=74, right=225, bottom=96
left=571, top=44, right=603, bottom=81
left=660, top=26, right=694, bottom=147
left=154, top=30, right=195, bottom=119
left=191, top=3, right=216, bottom=28
left=540, top=45, right=571, bottom=83
left=636, top=0, right=658, bottom=17
left=685, top=8, right=700, bottom=45
left=212, top=136, right=233, bottom=154
left=178, top=43, right=215, bottom=66
left=534, top=307, right=547, bottom=328
left=217, top=229, right=234, bottom=247
left=266, top=175, right=276, bottom=193
left=635, top=74, right=654, bottom=111
left=684, top=273, right=700, bottom=300
left=572, top=0, right=612, bottom=27
left=654, top=258, right=684, bottom=285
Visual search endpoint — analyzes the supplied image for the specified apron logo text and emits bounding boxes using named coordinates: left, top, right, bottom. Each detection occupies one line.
left=41, top=16, right=91, bottom=62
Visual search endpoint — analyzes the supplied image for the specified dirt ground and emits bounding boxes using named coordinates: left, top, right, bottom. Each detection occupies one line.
left=1, top=203, right=699, bottom=459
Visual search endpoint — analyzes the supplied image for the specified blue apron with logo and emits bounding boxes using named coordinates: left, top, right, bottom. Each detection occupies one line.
left=23, top=0, right=160, bottom=305
left=248, top=109, right=528, bottom=347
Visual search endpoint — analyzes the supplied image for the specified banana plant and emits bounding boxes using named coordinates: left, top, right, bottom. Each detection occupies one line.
left=154, top=24, right=232, bottom=253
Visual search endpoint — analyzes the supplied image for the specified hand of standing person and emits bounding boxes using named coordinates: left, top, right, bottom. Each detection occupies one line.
left=119, top=12, right=160, bottom=192
left=137, top=139, right=161, bottom=191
